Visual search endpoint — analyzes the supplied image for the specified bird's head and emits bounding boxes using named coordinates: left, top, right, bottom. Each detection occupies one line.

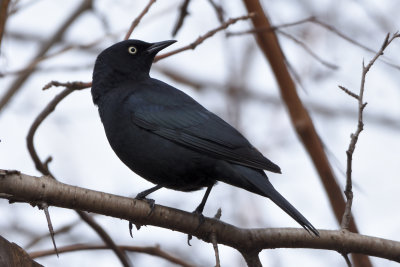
left=92, top=39, right=176, bottom=104
left=93, top=39, right=176, bottom=81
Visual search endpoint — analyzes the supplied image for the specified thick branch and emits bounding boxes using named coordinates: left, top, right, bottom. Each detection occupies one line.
left=1, top=170, right=400, bottom=263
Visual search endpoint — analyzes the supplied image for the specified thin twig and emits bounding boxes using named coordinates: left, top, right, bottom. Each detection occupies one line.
left=25, top=220, right=80, bottom=250
left=172, top=0, right=191, bottom=36
left=211, top=208, right=222, bottom=267
left=226, top=16, right=316, bottom=36
left=277, top=29, right=339, bottom=70
left=124, top=0, right=157, bottom=40
left=207, top=0, right=225, bottom=23
left=342, top=252, right=352, bottom=267
left=340, top=32, right=400, bottom=230
left=29, top=243, right=196, bottom=267
left=26, top=82, right=90, bottom=175
left=37, top=201, right=59, bottom=257
left=338, top=85, right=359, bottom=100
left=227, top=16, right=400, bottom=70
left=155, top=13, right=255, bottom=62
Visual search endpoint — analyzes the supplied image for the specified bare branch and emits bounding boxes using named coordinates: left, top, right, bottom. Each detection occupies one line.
left=25, top=220, right=80, bottom=250
left=342, top=252, right=352, bottom=267
left=227, top=16, right=400, bottom=70
left=124, top=0, right=157, bottom=40
left=211, top=208, right=222, bottom=267
left=1, top=170, right=400, bottom=263
left=277, top=29, right=339, bottom=70
left=37, top=202, right=59, bottom=257
left=172, top=0, right=191, bottom=36
left=338, top=85, right=359, bottom=100
left=207, top=0, right=225, bottom=23
left=340, top=33, right=400, bottom=230
left=155, top=13, right=255, bottom=62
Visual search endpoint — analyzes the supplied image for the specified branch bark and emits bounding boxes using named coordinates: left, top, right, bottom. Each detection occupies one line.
left=1, top=169, right=400, bottom=264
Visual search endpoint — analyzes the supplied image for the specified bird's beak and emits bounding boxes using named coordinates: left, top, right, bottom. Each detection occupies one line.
left=146, top=40, right=176, bottom=54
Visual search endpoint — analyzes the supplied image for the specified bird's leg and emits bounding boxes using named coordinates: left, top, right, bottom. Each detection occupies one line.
left=136, top=184, right=163, bottom=199
left=193, top=185, right=213, bottom=215
left=135, top=184, right=163, bottom=211
left=129, top=185, right=163, bottom=236
left=188, top=186, right=213, bottom=245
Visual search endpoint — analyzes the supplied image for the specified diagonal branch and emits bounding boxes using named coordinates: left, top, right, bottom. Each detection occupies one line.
left=124, top=0, right=157, bottom=40
left=171, top=0, right=191, bottom=36
left=155, top=13, right=255, bottom=62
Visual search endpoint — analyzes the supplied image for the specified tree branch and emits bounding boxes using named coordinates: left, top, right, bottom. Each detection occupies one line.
left=1, top=169, right=400, bottom=264
left=340, top=33, right=400, bottom=229
left=155, top=13, right=255, bottom=62
left=124, top=0, right=157, bottom=40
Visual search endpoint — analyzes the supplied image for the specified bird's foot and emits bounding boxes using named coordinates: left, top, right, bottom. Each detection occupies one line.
left=135, top=193, right=156, bottom=216
left=128, top=221, right=143, bottom=237
left=187, top=208, right=206, bottom=246
left=192, top=208, right=206, bottom=227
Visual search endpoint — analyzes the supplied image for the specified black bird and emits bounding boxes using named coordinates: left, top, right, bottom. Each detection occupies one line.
left=91, top=39, right=319, bottom=236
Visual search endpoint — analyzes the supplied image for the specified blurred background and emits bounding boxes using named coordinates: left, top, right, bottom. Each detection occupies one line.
left=0, top=0, right=399, bottom=266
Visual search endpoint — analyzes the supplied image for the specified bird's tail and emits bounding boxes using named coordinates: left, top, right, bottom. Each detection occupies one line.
left=221, top=163, right=319, bottom=236
left=255, top=179, right=319, bottom=236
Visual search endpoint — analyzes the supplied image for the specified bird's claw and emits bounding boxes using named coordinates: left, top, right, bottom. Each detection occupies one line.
left=128, top=221, right=143, bottom=237
left=186, top=209, right=206, bottom=246
left=135, top=195, right=156, bottom=216
left=193, top=211, right=205, bottom=229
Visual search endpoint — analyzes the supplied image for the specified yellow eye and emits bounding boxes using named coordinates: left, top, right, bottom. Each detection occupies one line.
left=128, top=46, right=137, bottom=54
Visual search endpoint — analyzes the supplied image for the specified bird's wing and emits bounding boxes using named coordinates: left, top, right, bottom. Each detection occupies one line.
left=125, top=81, right=281, bottom=173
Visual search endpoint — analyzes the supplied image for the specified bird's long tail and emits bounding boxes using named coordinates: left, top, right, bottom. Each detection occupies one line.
left=221, top=163, right=319, bottom=236
left=255, top=179, right=319, bottom=236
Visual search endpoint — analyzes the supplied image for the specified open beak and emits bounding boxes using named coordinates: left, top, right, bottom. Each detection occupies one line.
left=146, top=40, right=176, bottom=54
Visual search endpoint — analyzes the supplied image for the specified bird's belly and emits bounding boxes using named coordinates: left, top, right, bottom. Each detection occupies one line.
left=105, top=122, right=216, bottom=191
